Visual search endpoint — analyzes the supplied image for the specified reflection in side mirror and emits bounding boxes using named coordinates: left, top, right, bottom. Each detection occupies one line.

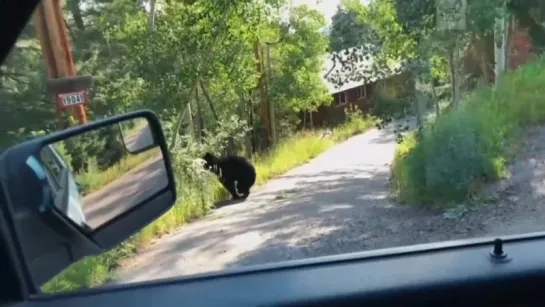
left=38, top=117, right=168, bottom=231
left=119, top=118, right=156, bottom=154
left=76, top=182, right=84, bottom=193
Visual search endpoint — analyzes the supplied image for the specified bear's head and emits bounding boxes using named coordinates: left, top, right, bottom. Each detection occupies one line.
left=201, top=152, right=220, bottom=174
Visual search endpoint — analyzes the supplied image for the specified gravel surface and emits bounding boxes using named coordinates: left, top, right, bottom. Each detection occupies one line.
left=112, top=120, right=545, bottom=285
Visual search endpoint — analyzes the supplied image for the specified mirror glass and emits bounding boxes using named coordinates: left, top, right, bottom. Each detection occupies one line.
left=38, top=117, right=168, bottom=231
left=119, top=117, right=156, bottom=153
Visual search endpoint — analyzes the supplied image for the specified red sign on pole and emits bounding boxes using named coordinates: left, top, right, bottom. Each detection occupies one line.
left=56, top=90, right=89, bottom=110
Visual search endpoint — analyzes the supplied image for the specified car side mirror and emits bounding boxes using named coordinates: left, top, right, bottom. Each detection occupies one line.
left=0, top=110, right=176, bottom=288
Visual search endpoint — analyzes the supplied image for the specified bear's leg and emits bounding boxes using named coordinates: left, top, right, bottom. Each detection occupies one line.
left=222, top=179, right=241, bottom=200
left=238, top=185, right=250, bottom=199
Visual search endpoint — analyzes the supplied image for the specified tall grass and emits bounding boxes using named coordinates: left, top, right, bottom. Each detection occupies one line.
left=253, top=132, right=334, bottom=184
left=391, top=57, right=545, bottom=206
left=41, top=111, right=376, bottom=293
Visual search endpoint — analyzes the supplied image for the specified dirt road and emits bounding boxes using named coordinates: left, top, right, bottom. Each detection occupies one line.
left=83, top=155, right=168, bottom=228
left=112, top=119, right=545, bottom=284
left=123, top=124, right=154, bottom=153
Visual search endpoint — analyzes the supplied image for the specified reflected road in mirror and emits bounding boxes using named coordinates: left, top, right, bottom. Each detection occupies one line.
left=83, top=153, right=168, bottom=228
left=121, top=119, right=155, bottom=153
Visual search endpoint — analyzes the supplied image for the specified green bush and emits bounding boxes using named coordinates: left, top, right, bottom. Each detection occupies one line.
left=392, top=57, right=545, bottom=206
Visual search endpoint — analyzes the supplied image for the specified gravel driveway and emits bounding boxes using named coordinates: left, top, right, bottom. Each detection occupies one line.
left=112, top=119, right=545, bottom=284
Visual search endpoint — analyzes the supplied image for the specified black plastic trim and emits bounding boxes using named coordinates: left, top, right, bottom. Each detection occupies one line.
left=17, top=232, right=545, bottom=307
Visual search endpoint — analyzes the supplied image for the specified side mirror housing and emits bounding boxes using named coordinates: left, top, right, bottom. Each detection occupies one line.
left=0, top=110, right=176, bottom=288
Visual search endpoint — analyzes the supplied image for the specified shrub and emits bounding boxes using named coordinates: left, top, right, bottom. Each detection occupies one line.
left=370, top=77, right=414, bottom=121
left=332, top=105, right=376, bottom=141
left=391, top=57, right=545, bottom=206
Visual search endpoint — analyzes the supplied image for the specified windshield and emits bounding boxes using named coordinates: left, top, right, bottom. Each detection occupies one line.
left=4, top=0, right=545, bottom=295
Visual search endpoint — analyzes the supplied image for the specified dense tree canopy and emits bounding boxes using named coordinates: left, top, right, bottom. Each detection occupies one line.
left=1, top=0, right=333, bottom=155
left=328, top=2, right=379, bottom=52
left=4, top=0, right=545, bottom=156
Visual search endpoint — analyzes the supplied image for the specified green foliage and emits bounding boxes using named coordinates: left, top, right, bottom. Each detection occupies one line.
left=393, top=0, right=434, bottom=37
left=332, top=105, right=378, bottom=141
left=0, top=25, right=56, bottom=150
left=392, top=58, right=545, bottom=205
left=370, top=81, right=414, bottom=119
left=353, top=0, right=416, bottom=62
left=60, top=125, right=126, bottom=175
left=269, top=5, right=331, bottom=113
left=328, top=3, right=380, bottom=52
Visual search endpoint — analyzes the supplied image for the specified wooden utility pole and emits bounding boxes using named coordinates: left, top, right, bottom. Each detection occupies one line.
left=254, top=42, right=272, bottom=148
left=265, top=44, right=277, bottom=145
left=34, top=0, right=89, bottom=126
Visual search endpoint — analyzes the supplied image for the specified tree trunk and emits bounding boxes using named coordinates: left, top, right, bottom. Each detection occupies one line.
left=148, top=0, right=156, bottom=31
left=429, top=69, right=440, bottom=118
left=195, top=84, right=205, bottom=142
left=473, top=33, right=490, bottom=84
left=432, top=84, right=440, bottom=118
left=187, top=101, right=196, bottom=142
left=239, top=94, right=252, bottom=157
left=265, top=44, right=277, bottom=145
left=254, top=42, right=272, bottom=148
left=480, top=51, right=489, bottom=84
left=170, top=103, right=189, bottom=150
left=169, top=81, right=198, bottom=150
left=248, top=91, right=256, bottom=154
left=408, top=73, right=422, bottom=128
left=447, top=43, right=461, bottom=108
left=494, top=7, right=507, bottom=86
left=199, top=80, right=219, bottom=122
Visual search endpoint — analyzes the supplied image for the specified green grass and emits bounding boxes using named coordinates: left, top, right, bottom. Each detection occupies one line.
left=41, top=112, right=376, bottom=294
left=391, top=57, right=545, bottom=207
left=253, top=131, right=334, bottom=185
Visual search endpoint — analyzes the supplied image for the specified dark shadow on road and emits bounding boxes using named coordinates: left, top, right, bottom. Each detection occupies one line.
left=111, top=166, right=442, bottom=281
left=367, top=118, right=417, bottom=145
left=367, top=130, right=396, bottom=145
left=212, top=198, right=246, bottom=209
left=115, top=158, right=535, bottom=283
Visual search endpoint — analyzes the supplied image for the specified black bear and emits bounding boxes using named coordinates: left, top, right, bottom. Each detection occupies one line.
left=201, top=152, right=256, bottom=200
